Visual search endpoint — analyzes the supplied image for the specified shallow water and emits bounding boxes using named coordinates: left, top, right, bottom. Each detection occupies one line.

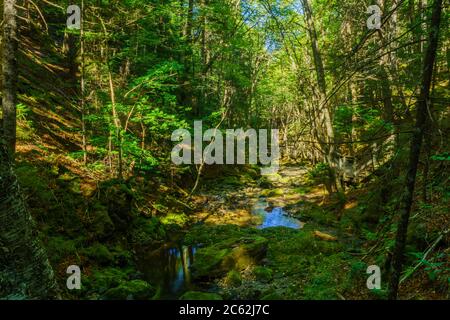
left=139, top=244, right=197, bottom=298
left=139, top=197, right=301, bottom=298
left=252, top=197, right=302, bottom=229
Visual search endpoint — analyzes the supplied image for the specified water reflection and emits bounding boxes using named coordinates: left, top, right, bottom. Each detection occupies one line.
left=252, top=197, right=302, bottom=229
left=140, top=244, right=197, bottom=298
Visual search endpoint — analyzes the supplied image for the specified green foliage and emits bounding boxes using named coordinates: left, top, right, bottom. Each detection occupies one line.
left=83, top=243, right=114, bottom=265
left=307, top=163, right=333, bottom=185
left=225, top=270, right=242, bottom=287
left=431, top=152, right=450, bottom=161
left=253, top=266, right=273, bottom=283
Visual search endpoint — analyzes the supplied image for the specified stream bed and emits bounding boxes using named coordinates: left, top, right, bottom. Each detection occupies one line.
left=139, top=195, right=303, bottom=298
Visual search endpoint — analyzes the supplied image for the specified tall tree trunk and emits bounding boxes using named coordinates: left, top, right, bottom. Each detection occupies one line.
left=80, top=0, right=87, bottom=165
left=1, top=1, right=58, bottom=299
left=2, top=0, right=18, bottom=156
left=302, top=0, right=340, bottom=192
left=388, top=0, right=443, bottom=300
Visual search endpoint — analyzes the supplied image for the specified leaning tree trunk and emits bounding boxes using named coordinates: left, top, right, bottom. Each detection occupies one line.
left=388, top=0, right=443, bottom=300
left=0, top=143, right=59, bottom=299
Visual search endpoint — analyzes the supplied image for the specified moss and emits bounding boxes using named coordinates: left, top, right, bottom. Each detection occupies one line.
left=261, top=188, right=284, bottom=197
left=253, top=267, right=273, bottom=282
left=191, top=246, right=231, bottom=278
left=302, top=253, right=355, bottom=300
left=294, top=186, right=311, bottom=195
left=260, top=292, right=283, bottom=300
left=83, top=243, right=114, bottom=265
left=301, top=206, right=336, bottom=225
left=221, top=175, right=245, bottom=187
left=225, top=270, right=242, bottom=287
left=129, top=217, right=166, bottom=244
left=191, top=235, right=268, bottom=279
left=15, top=164, right=53, bottom=204
left=160, top=213, right=189, bottom=229
left=87, top=267, right=132, bottom=293
left=45, top=236, right=80, bottom=263
left=89, top=203, right=115, bottom=239
left=103, top=280, right=155, bottom=300
left=222, top=237, right=268, bottom=271
left=110, top=244, right=133, bottom=266
left=179, top=291, right=223, bottom=300
left=258, top=176, right=273, bottom=188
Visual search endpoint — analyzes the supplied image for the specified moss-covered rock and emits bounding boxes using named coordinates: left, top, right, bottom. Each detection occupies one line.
left=191, top=246, right=231, bottom=278
left=222, top=237, right=268, bottom=271
left=161, top=213, right=189, bottom=229
left=261, top=188, right=284, bottom=198
left=253, top=266, right=273, bottom=282
left=83, top=243, right=114, bottom=265
left=103, top=280, right=155, bottom=300
left=179, top=291, right=223, bottom=300
left=191, top=236, right=268, bottom=279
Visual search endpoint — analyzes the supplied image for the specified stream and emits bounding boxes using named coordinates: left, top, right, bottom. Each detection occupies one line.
left=139, top=189, right=303, bottom=298
left=252, top=197, right=303, bottom=230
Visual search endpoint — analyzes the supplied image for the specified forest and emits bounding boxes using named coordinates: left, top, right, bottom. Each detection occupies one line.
left=0, top=0, right=449, bottom=301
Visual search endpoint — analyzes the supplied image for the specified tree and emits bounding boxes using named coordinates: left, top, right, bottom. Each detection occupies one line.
left=0, top=0, right=58, bottom=299
left=2, top=0, right=18, bottom=156
left=388, top=0, right=443, bottom=300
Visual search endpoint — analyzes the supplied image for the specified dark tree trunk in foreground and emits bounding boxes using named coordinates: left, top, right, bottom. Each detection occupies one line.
left=388, top=0, right=443, bottom=300
left=0, top=143, right=59, bottom=299
left=1, top=0, right=58, bottom=299
left=2, top=0, right=18, bottom=156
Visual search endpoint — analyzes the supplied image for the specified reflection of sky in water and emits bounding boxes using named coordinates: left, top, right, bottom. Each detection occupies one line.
left=253, top=198, right=302, bottom=229
left=257, top=207, right=301, bottom=229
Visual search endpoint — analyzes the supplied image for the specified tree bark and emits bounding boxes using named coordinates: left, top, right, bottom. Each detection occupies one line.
left=388, top=0, right=443, bottom=300
left=2, top=0, right=18, bottom=156
left=302, top=0, right=340, bottom=192
left=0, top=144, right=59, bottom=299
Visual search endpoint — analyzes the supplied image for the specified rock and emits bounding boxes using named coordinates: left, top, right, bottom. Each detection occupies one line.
left=191, top=246, right=230, bottom=278
left=313, top=231, right=337, bottom=241
left=222, top=237, right=268, bottom=271
left=103, top=280, right=155, bottom=300
left=179, top=291, right=223, bottom=300
left=191, top=237, right=268, bottom=279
